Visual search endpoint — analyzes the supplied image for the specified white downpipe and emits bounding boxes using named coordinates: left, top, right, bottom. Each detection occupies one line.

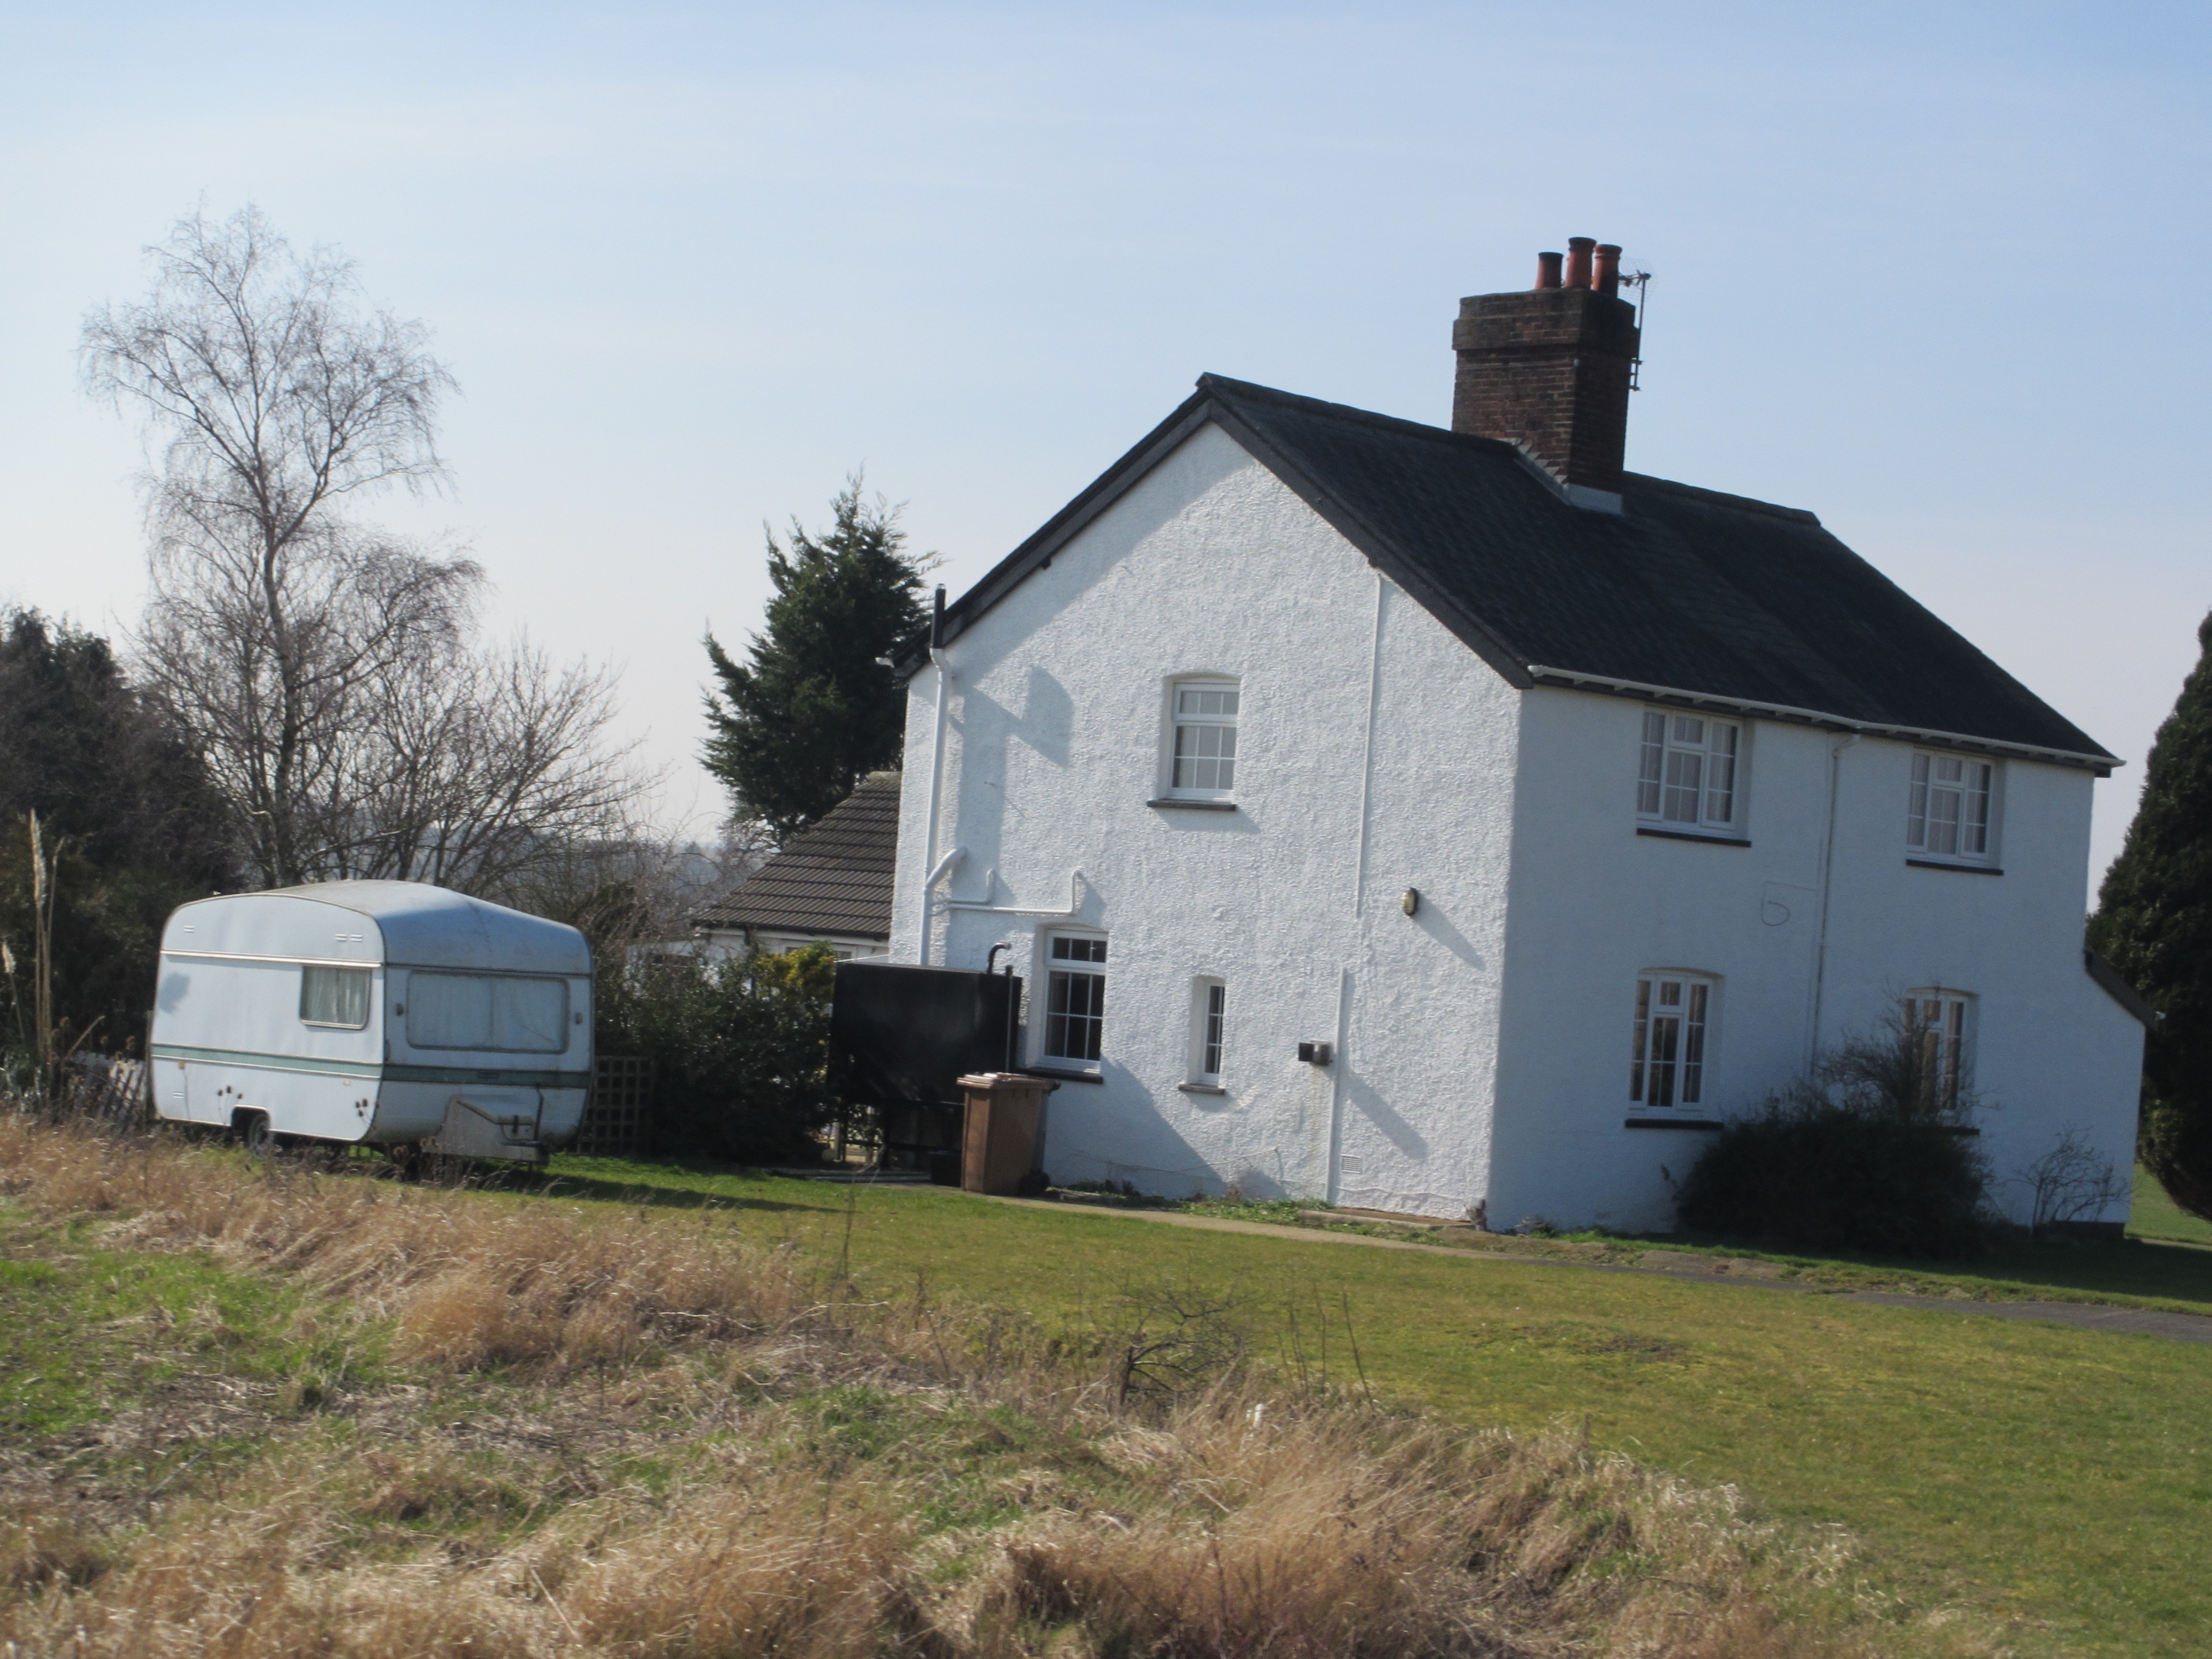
left=919, top=844, right=967, bottom=967
left=1806, top=733, right=1861, bottom=1071
left=916, top=648, right=952, bottom=966
left=1350, top=572, right=1388, bottom=917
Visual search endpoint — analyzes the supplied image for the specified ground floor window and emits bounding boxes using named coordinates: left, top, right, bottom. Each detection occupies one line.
left=1906, top=990, right=1972, bottom=1112
left=1630, top=973, right=1714, bottom=1112
left=1189, top=978, right=1226, bottom=1082
left=1044, top=933, right=1107, bottom=1063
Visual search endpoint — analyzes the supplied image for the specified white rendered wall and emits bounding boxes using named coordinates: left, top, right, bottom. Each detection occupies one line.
left=885, top=426, right=2143, bottom=1227
left=1488, top=688, right=2143, bottom=1232
left=890, top=421, right=1520, bottom=1208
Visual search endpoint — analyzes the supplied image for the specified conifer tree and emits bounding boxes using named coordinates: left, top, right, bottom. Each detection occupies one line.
left=2090, top=610, right=2212, bottom=1219
left=702, top=479, right=930, bottom=843
left=0, top=609, right=233, bottom=1052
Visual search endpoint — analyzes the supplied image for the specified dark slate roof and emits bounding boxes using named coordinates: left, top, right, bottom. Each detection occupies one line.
left=690, top=773, right=899, bottom=940
left=920, top=375, right=2112, bottom=768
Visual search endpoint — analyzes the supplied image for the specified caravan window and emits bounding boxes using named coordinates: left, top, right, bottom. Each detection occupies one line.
left=300, top=965, right=372, bottom=1029
left=405, top=973, right=569, bottom=1053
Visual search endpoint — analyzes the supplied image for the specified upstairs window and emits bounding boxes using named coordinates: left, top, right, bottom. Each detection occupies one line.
left=1042, top=933, right=1107, bottom=1065
left=1906, top=990, right=1973, bottom=1113
left=1168, top=680, right=1239, bottom=797
left=1907, top=753, right=1995, bottom=861
left=1637, top=712, right=1740, bottom=832
left=1630, top=973, right=1714, bottom=1113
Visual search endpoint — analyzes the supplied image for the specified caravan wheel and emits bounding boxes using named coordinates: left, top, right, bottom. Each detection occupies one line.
left=237, top=1112, right=273, bottom=1160
left=380, top=1142, right=424, bottom=1182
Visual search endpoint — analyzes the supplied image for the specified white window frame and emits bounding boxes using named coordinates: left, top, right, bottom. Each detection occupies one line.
left=1628, top=971, right=1718, bottom=1117
left=1906, top=751, right=1999, bottom=864
left=1636, top=711, right=1743, bottom=834
left=1165, top=677, right=1240, bottom=800
left=1188, top=977, right=1227, bottom=1085
left=1905, top=989, right=1974, bottom=1114
left=1040, top=931, right=1108, bottom=1068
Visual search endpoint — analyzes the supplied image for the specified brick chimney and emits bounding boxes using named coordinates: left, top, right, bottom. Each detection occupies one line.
left=1452, top=237, right=1639, bottom=495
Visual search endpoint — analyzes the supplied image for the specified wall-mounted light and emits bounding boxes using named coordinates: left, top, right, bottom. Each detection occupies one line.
left=1297, top=1041, right=1333, bottom=1066
left=1401, top=888, right=1421, bottom=916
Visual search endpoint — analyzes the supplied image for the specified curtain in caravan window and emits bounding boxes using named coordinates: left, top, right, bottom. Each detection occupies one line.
left=493, top=977, right=568, bottom=1052
left=406, top=973, right=568, bottom=1052
left=299, top=965, right=372, bottom=1029
left=407, top=973, right=493, bottom=1048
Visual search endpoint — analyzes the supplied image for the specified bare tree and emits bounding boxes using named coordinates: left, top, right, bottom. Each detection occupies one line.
left=86, top=206, right=649, bottom=896
left=2016, top=1126, right=2127, bottom=1233
left=341, top=635, right=645, bottom=894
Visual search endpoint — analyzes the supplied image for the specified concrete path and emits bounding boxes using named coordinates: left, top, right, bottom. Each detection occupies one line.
left=982, top=1196, right=2212, bottom=1347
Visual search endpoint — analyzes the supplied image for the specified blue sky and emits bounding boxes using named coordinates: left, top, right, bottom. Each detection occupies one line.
left=3, top=2, right=2205, bottom=888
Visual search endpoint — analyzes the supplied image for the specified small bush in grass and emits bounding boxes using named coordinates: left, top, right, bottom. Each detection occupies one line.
left=1676, top=1008, right=1992, bottom=1258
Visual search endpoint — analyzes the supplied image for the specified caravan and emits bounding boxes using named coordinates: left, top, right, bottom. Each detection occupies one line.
left=150, top=881, right=593, bottom=1162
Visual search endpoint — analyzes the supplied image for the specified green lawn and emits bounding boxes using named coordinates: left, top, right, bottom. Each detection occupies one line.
left=0, top=1211, right=384, bottom=1504
left=2128, top=1163, right=2212, bottom=1247
left=534, top=1154, right=2212, bottom=1658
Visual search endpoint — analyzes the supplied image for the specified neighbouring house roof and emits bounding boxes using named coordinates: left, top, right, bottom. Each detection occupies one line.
left=2085, top=948, right=2158, bottom=1028
left=690, top=773, right=899, bottom=942
left=911, top=375, right=2115, bottom=771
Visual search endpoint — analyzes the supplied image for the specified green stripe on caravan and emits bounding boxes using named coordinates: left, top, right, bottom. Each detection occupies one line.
left=384, top=1064, right=592, bottom=1088
left=150, top=1044, right=589, bottom=1089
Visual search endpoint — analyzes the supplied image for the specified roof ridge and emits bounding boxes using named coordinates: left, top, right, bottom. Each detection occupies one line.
left=1199, top=377, right=1822, bottom=525
left=1196, top=374, right=1521, bottom=457
left=1620, top=471, right=1820, bottom=526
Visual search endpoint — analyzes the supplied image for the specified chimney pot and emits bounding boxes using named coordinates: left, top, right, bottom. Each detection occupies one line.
left=1563, top=236, right=1596, bottom=289
left=1451, top=240, right=1641, bottom=494
left=1593, top=243, right=1622, bottom=298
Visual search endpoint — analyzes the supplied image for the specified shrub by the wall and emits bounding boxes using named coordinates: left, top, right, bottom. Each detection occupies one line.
left=1675, top=1010, right=1992, bottom=1258
left=596, top=943, right=838, bottom=1165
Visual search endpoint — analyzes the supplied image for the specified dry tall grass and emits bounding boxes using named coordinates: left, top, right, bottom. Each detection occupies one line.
left=0, top=1113, right=799, bottom=1373
left=0, top=1117, right=2000, bottom=1659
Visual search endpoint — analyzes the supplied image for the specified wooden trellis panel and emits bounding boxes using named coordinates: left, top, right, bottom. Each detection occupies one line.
left=576, top=1055, right=653, bottom=1158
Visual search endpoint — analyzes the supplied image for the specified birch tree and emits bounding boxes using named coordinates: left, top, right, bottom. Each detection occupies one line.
left=85, top=206, right=646, bottom=896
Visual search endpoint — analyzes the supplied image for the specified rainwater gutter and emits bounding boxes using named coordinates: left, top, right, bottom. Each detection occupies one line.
left=1521, top=666, right=2117, bottom=774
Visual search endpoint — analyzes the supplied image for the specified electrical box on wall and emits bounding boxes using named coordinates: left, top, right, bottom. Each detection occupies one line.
left=1297, top=1041, right=1333, bottom=1066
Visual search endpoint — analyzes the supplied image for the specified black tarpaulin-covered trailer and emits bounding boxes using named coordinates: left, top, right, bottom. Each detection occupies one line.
left=829, top=962, right=1024, bottom=1176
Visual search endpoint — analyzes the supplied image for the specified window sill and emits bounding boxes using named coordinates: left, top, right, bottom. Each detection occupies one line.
left=1147, top=797, right=1237, bottom=812
left=1636, top=826, right=1751, bottom=848
left=1177, top=1081, right=1227, bottom=1095
left=1623, top=1117, right=1725, bottom=1130
left=1023, top=1066, right=1103, bottom=1084
left=1906, top=858, right=2002, bottom=876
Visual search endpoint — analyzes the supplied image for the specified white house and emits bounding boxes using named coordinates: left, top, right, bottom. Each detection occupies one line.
left=886, top=240, right=2150, bottom=1231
